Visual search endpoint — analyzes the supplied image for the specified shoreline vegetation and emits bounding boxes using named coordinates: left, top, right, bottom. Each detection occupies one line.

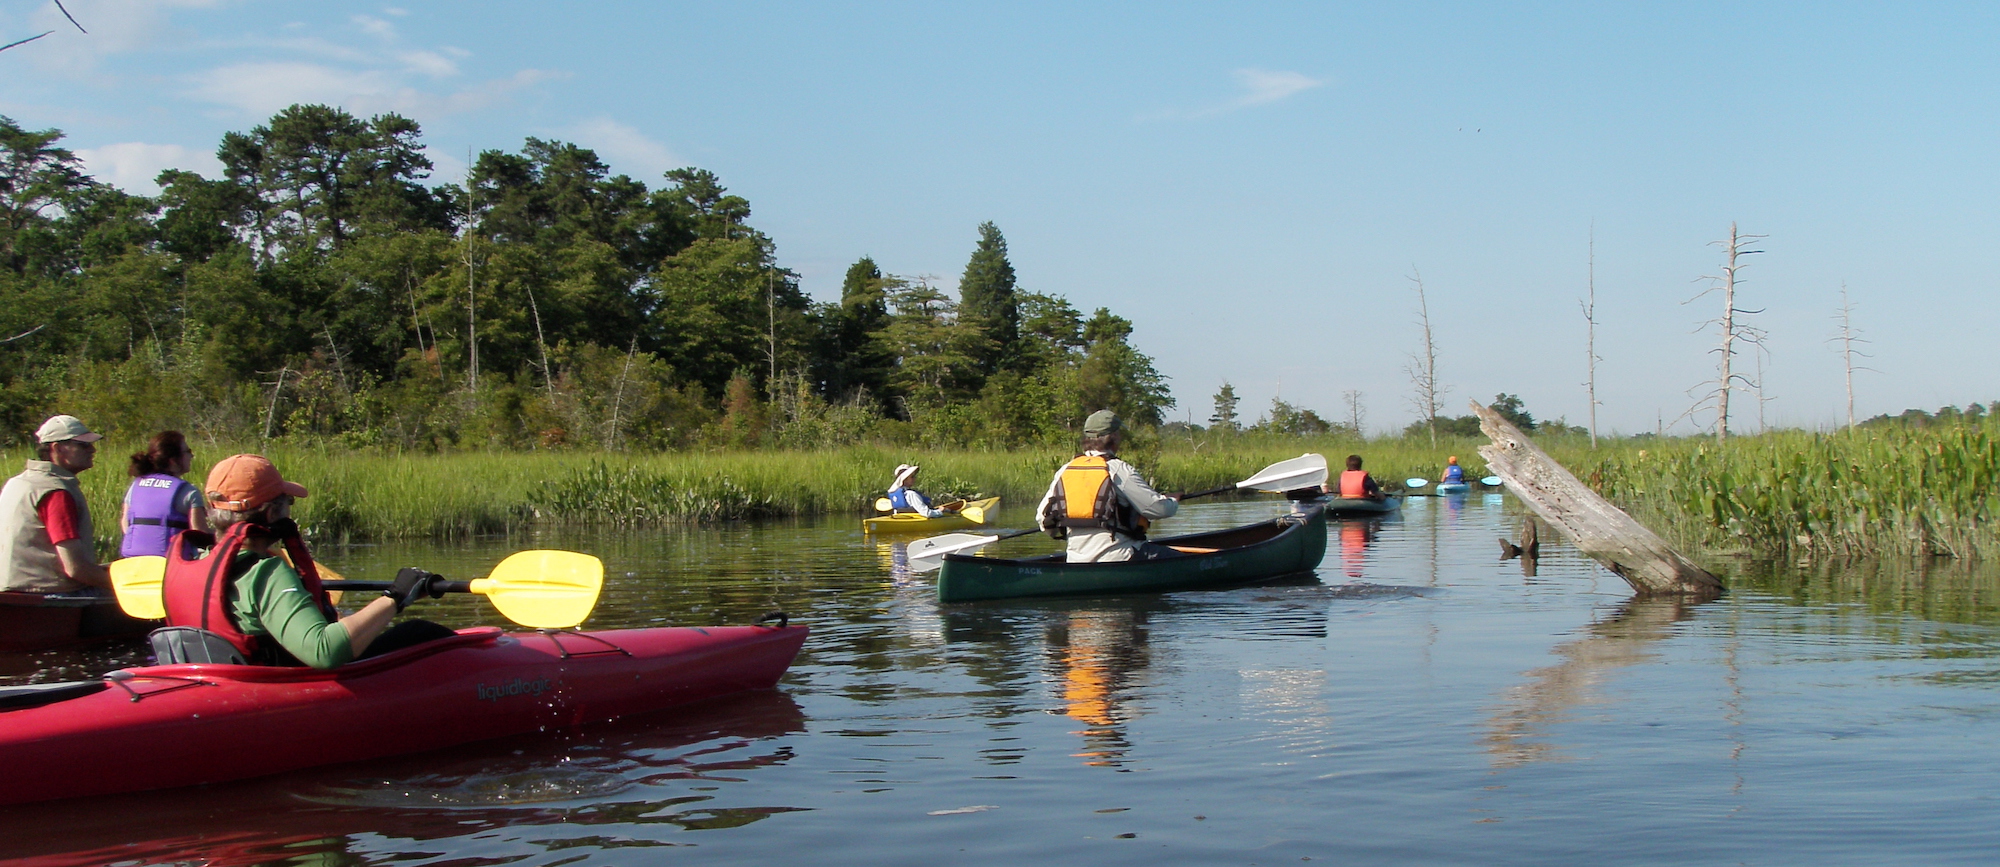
left=26, top=408, right=2000, bottom=568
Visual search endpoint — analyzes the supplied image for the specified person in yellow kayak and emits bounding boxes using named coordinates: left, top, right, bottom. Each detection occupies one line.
left=887, top=464, right=958, bottom=518
left=1036, top=410, right=1181, bottom=562
left=156, top=454, right=455, bottom=667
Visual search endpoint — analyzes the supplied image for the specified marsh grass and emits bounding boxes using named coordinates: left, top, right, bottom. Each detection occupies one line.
left=42, top=424, right=1991, bottom=561
left=12, top=435, right=1492, bottom=547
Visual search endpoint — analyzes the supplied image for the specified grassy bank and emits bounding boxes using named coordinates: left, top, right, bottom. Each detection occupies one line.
left=1560, top=425, right=2000, bottom=560
left=8, top=435, right=1495, bottom=547
left=39, top=424, right=1991, bottom=562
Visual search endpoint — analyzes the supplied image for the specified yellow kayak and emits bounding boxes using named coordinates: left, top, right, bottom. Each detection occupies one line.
left=863, top=496, right=1000, bottom=534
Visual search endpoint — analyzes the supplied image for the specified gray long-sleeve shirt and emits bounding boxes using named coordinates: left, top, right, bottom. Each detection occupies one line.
left=1036, top=451, right=1179, bottom=562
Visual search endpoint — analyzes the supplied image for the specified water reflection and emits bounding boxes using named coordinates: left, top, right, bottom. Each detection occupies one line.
left=1482, top=596, right=1699, bottom=767
left=0, top=690, right=806, bottom=866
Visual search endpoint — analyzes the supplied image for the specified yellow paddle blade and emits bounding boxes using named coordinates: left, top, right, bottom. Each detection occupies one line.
left=472, top=550, right=604, bottom=629
left=109, top=556, right=168, bottom=619
left=959, top=505, right=986, bottom=524
left=873, top=497, right=894, bottom=513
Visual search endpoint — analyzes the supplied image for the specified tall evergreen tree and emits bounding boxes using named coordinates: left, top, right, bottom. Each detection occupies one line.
left=957, top=221, right=1018, bottom=374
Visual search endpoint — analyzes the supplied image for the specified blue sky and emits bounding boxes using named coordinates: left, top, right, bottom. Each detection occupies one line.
left=5, top=1, right=1996, bottom=435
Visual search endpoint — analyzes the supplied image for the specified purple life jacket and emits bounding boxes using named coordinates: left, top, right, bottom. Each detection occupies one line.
left=121, top=473, right=195, bottom=558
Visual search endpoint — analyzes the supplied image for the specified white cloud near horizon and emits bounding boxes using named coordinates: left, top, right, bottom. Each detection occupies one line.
left=179, top=14, right=558, bottom=122
left=74, top=142, right=224, bottom=193
left=564, top=117, right=681, bottom=179
left=1141, top=67, right=1328, bottom=121
left=187, top=62, right=559, bottom=119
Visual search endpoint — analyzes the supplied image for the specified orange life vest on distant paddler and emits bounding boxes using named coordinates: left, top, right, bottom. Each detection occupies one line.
left=1339, top=470, right=1371, bottom=499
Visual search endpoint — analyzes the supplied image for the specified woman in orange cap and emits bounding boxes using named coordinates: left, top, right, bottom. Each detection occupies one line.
left=158, top=454, right=453, bottom=667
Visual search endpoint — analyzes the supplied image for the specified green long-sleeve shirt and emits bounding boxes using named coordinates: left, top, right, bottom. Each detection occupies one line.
left=228, top=553, right=354, bottom=668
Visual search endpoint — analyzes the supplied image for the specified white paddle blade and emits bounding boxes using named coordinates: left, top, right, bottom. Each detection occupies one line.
left=905, top=532, right=1005, bottom=573
left=1404, top=478, right=1430, bottom=488
left=1241, top=453, right=1330, bottom=493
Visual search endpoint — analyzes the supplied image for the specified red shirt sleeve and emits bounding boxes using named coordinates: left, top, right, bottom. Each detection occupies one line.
left=38, top=489, right=81, bottom=545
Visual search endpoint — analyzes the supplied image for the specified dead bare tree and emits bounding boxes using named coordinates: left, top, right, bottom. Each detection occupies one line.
left=1580, top=222, right=1601, bottom=448
left=1, top=1, right=83, bottom=53
left=1342, top=389, right=1366, bottom=436
left=1684, top=222, right=1766, bottom=442
left=1405, top=268, right=1447, bottom=445
left=1829, top=283, right=1875, bottom=430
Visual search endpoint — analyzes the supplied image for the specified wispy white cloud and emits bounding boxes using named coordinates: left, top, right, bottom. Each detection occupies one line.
left=563, top=118, right=681, bottom=179
left=21, top=0, right=218, bottom=76
left=1230, top=69, right=1325, bottom=108
left=74, top=142, right=223, bottom=194
left=187, top=62, right=560, bottom=119
left=352, top=14, right=397, bottom=39
left=1141, top=67, right=1329, bottom=121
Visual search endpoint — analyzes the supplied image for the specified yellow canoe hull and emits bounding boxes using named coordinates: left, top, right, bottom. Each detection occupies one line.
left=863, top=497, right=1000, bottom=534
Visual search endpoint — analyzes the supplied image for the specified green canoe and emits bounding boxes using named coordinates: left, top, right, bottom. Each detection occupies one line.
left=1320, top=494, right=1404, bottom=516
left=935, top=505, right=1328, bottom=603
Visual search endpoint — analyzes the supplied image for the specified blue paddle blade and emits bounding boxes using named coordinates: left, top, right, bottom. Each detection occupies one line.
left=1482, top=476, right=1503, bottom=486
left=1404, top=478, right=1429, bottom=488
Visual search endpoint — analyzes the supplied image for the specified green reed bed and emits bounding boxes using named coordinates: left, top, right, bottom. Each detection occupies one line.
left=1558, top=425, right=2000, bottom=560
left=9, top=436, right=1494, bottom=547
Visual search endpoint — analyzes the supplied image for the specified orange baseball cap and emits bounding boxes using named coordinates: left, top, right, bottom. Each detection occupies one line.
left=204, top=454, right=309, bottom=511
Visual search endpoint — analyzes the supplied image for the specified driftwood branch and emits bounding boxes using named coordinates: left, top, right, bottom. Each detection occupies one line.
left=1473, top=400, right=1723, bottom=597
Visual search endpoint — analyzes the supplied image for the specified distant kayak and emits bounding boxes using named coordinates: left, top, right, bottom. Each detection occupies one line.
left=1435, top=481, right=1471, bottom=495
left=863, top=496, right=999, bottom=534
left=1321, top=494, right=1405, bottom=516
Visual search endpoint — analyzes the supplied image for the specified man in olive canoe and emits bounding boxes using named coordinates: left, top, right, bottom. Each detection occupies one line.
left=0, top=415, right=112, bottom=595
left=1036, top=410, right=1181, bottom=563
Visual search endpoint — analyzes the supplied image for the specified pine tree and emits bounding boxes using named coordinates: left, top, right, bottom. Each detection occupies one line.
left=957, top=221, right=1018, bottom=375
left=1210, top=382, right=1240, bottom=431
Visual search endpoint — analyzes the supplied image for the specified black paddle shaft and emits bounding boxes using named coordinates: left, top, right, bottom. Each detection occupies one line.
left=323, top=579, right=475, bottom=593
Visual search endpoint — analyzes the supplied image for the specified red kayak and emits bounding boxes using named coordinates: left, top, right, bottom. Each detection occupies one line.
left=0, top=622, right=808, bottom=804
left=0, top=590, right=153, bottom=652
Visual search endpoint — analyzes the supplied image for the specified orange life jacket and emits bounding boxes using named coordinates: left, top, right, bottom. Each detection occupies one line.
left=1339, top=470, right=1371, bottom=498
left=1043, top=455, right=1145, bottom=538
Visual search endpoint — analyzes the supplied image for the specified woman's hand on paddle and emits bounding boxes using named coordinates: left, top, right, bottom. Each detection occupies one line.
left=386, top=567, right=441, bottom=612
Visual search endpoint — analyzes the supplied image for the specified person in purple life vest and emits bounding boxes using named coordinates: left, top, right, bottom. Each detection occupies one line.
left=119, top=431, right=208, bottom=558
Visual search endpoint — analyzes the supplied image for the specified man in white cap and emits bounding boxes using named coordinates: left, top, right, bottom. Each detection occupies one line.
left=0, top=415, right=112, bottom=593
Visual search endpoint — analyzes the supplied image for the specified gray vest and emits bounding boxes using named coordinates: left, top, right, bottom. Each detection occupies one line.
left=0, top=460, right=94, bottom=593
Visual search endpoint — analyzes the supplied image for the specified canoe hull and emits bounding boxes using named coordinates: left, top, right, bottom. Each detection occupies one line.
left=0, top=591, right=153, bottom=653
left=936, top=505, right=1327, bottom=603
left=0, top=623, right=808, bottom=805
left=1322, top=494, right=1405, bottom=516
left=863, top=496, right=1000, bottom=534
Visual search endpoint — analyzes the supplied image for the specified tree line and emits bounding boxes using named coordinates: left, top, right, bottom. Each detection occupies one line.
left=0, top=106, right=1172, bottom=450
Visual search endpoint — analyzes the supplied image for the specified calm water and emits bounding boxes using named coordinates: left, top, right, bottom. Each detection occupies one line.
left=7, top=493, right=2000, bottom=865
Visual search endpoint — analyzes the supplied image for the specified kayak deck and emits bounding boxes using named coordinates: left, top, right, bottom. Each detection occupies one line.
left=1320, top=494, right=1405, bottom=516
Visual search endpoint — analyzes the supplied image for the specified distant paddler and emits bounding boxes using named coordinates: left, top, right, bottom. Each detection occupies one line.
left=1035, top=409, right=1181, bottom=563
left=886, top=463, right=960, bottom=518
left=1440, top=455, right=1466, bottom=486
left=1330, top=454, right=1385, bottom=500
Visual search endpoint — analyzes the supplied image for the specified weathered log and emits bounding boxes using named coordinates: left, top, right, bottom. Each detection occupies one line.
left=1473, top=400, right=1723, bottom=597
